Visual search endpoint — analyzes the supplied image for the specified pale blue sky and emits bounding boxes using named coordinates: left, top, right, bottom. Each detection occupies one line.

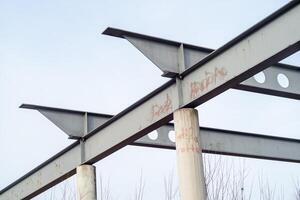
left=1, top=0, right=300, bottom=199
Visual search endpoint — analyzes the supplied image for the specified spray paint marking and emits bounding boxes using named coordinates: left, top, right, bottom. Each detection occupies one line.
left=190, top=67, right=228, bottom=99
left=176, top=127, right=201, bottom=153
left=151, top=94, right=173, bottom=121
left=178, top=145, right=201, bottom=153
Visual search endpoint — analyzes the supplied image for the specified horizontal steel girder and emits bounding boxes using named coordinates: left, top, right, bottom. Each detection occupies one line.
left=2, top=105, right=300, bottom=200
left=1, top=1, right=300, bottom=199
left=104, top=28, right=300, bottom=100
left=22, top=104, right=300, bottom=163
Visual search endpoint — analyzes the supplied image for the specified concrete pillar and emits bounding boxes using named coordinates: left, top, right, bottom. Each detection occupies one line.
left=174, top=108, right=207, bottom=200
left=76, top=165, right=97, bottom=200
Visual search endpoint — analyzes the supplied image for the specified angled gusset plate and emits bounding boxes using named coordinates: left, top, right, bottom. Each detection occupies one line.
left=19, top=104, right=300, bottom=164
left=6, top=104, right=300, bottom=200
left=20, top=104, right=112, bottom=139
left=103, top=28, right=300, bottom=100
left=103, top=28, right=212, bottom=77
left=3, top=1, right=300, bottom=199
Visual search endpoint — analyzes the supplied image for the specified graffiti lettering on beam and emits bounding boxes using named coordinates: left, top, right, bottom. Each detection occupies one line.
left=150, top=94, right=173, bottom=121
left=190, top=67, right=228, bottom=99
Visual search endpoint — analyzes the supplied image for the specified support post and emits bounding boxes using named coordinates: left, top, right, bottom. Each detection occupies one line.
left=76, top=165, right=97, bottom=200
left=174, top=108, right=207, bottom=200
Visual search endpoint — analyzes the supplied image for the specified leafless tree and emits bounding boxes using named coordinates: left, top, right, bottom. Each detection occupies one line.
left=46, top=155, right=298, bottom=200
left=98, top=173, right=113, bottom=200
left=294, top=178, right=300, bottom=200
left=203, top=154, right=253, bottom=200
left=48, top=179, right=75, bottom=200
left=257, top=174, right=286, bottom=200
left=133, top=171, right=145, bottom=200
left=164, top=170, right=179, bottom=200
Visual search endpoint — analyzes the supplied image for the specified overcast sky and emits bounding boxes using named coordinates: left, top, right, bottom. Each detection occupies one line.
left=1, top=0, right=300, bottom=199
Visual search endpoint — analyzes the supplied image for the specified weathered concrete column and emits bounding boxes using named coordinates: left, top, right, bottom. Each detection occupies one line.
left=76, top=165, right=97, bottom=200
left=174, top=108, right=207, bottom=200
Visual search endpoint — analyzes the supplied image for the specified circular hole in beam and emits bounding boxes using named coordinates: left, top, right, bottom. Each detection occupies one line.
left=148, top=131, right=158, bottom=140
left=168, top=130, right=176, bottom=143
left=277, top=73, right=289, bottom=88
left=254, top=72, right=266, bottom=84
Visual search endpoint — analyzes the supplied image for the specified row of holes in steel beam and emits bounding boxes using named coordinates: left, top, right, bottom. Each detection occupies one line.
left=254, top=72, right=289, bottom=88
left=147, top=72, right=291, bottom=143
left=148, top=130, right=176, bottom=142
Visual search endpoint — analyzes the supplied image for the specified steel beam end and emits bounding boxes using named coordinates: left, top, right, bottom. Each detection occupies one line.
left=19, top=104, right=37, bottom=109
left=102, top=27, right=125, bottom=38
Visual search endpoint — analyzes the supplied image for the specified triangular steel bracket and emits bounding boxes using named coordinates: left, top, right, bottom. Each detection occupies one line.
left=20, top=104, right=112, bottom=139
left=102, top=27, right=213, bottom=78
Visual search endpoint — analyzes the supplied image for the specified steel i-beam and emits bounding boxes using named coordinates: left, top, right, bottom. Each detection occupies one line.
left=103, top=28, right=300, bottom=100
left=1, top=1, right=300, bottom=199
left=2, top=103, right=300, bottom=199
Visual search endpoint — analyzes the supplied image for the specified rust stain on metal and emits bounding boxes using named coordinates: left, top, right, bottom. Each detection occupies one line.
left=150, top=94, right=173, bottom=121
left=190, top=67, right=228, bottom=99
